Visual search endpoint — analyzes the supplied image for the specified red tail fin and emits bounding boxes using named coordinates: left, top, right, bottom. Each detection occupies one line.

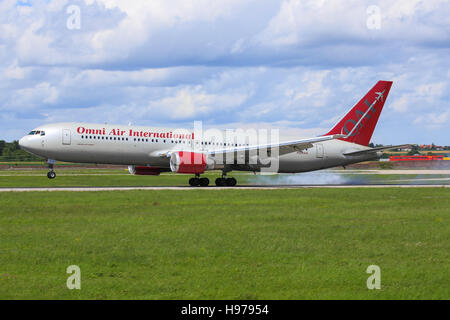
left=325, top=80, right=393, bottom=146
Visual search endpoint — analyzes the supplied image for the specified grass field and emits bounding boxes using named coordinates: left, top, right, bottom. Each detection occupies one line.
left=0, top=171, right=253, bottom=187
left=1, top=168, right=450, bottom=187
left=0, top=188, right=448, bottom=299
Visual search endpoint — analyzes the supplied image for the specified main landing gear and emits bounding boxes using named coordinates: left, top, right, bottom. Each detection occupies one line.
left=215, top=170, right=237, bottom=186
left=188, top=173, right=237, bottom=187
left=214, top=177, right=237, bottom=187
left=189, top=175, right=210, bottom=187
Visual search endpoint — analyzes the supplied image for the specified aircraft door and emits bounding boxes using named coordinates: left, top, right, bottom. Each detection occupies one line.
left=62, top=129, right=71, bottom=145
left=316, top=144, right=324, bottom=158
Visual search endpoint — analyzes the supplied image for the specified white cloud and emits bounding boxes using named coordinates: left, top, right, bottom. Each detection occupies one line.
left=414, top=111, right=449, bottom=129
left=0, top=0, right=449, bottom=146
left=256, top=0, right=450, bottom=48
left=391, top=95, right=409, bottom=113
left=3, top=60, right=30, bottom=79
left=147, top=86, right=250, bottom=120
left=416, top=82, right=445, bottom=97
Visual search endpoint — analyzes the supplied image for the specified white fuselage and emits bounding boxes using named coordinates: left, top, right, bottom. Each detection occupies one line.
left=19, top=122, right=378, bottom=173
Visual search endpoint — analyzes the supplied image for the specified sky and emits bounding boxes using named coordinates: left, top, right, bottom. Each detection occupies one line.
left=0, top=0, right=449, bottom=145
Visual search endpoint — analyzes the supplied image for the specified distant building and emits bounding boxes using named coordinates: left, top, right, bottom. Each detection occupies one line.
left=419, top=144, right=447, bottom=150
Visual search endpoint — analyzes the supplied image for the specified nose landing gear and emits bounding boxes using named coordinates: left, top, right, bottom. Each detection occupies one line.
left=46, top=159, right=56, bottom=179
left=47, top=171, right=56, bottom=179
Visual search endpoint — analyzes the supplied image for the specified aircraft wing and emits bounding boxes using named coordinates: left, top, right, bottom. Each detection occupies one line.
left=208, top=134, right=345, bottom=157
left=155, top=134, right=344, bottom=159
left=343, top=144, right=413, bottom=156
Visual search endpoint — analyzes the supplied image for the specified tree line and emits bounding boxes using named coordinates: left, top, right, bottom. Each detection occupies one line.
left=0, top=140, right=42, bottom=162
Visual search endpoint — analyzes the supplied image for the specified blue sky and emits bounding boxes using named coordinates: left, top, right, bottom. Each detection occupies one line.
left=1, top=0, right=449, bottom=144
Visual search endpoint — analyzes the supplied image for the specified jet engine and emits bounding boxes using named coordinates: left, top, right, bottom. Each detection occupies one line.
left=128, top=165, right=161, bottom=176
left=170, top=151, right=215, bottom=174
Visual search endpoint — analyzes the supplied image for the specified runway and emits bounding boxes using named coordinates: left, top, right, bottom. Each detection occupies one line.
left=0, top=185, right=448, bottom=192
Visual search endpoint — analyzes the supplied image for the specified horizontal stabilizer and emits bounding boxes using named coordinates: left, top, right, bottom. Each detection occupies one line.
left=343, top=144, right=413, bottom=156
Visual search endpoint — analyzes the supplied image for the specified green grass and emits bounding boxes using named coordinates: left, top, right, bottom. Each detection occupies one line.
left=0, top=171, right=253, bottom=187
left=1, top=169, right=449, bottom=187
left=0, top=188, right=448, bottom=299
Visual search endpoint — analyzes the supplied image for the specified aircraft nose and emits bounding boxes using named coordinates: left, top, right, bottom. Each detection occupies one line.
left=18, top=136, right=30, bottom=150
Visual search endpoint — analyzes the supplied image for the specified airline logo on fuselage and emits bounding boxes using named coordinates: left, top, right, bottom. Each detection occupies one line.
left=76, top=127, right=194, bottom=140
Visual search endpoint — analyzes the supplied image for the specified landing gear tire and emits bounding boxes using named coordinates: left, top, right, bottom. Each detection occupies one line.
left=226, top=177, right=237, bottom=186
left=47, top=171, right=56, bottom=179
left=189, top=178, right=200, bottom=187
left=199, top=178, right=209, bottom=187
left=215, top=178, right=227, bottom=186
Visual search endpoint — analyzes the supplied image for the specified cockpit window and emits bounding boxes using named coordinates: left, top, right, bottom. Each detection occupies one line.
left=28, top=130, right=45, bottom=135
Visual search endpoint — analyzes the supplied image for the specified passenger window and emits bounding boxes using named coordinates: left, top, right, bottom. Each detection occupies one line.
left=40, top=131, right=46, bottom=136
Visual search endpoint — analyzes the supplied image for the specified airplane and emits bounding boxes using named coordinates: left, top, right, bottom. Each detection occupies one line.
left=18, top=80, right=410, bottom=187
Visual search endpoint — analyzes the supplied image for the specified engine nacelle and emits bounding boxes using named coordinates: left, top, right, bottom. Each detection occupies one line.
left=128, top=165, right=161, bottom=176
left=170, top=151, right=214, bottom=174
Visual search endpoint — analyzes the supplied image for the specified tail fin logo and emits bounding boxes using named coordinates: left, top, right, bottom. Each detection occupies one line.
left=375, top=90, right=385, bottom=102
left=340, top=93, right=381, bottom=137
left=325, top=80, right=392, bottom=146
